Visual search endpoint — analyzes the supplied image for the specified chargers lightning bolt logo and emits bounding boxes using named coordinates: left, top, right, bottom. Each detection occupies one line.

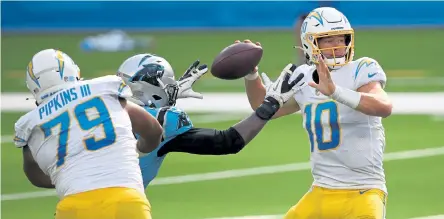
left=355, top=59, right=376, bottom=80
left=55, top=50, right=65, bottom=79
left=27, top=61, right=40, bottom=88
left=307, top=11, right=324, bottom=26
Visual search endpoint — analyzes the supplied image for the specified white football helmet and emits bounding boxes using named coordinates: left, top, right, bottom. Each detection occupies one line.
left=26, top=49, right=81, bottom=105
left=300, top=7, right=354, bottom=69
left=117, top=54, right=178, bottom=107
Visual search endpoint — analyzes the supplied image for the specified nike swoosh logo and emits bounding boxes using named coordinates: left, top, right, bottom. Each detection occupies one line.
left=368, top=73, right=377, bottom=78
left=359, top=189, right=371, bottom=195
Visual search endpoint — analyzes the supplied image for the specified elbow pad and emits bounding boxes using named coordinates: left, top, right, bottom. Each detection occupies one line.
left=217, top=127, right=246, bottom=154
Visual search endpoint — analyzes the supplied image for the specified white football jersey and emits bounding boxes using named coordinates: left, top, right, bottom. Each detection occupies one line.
left=14, top=75, right=145, bottom=198
left=291, top=57, right=388, bottom=193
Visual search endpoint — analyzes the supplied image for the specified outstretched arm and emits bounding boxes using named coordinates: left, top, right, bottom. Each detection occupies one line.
left=157, top=113, right=271, bottom=156
left=157, top=127, right=245, bottom=156
left=241, top=40, right=301, bottom=119
left=159, top=64, right=305, bottom=156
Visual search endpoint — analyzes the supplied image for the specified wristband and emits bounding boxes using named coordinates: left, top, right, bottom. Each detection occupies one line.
left=255, top=97, right=281, bottom=120
left=330, top=86, right=361, bottom=109
left=244, top=71, right=259, bottom=80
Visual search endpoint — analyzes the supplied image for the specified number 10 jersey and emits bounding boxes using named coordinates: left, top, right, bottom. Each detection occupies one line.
left=291, top=57, right=388, bottom=193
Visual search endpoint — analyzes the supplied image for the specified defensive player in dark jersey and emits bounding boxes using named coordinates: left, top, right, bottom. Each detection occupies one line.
left=117, top=53, right=305, bottom=187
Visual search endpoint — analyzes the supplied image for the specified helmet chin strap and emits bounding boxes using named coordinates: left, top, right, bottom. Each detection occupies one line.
left=156, top=78, right=178, bottom=107
left=325, top=56, right=346, bottom=71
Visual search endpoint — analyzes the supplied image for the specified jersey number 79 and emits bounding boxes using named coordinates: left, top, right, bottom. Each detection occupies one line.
left=40, top=97, right=116, bottom=167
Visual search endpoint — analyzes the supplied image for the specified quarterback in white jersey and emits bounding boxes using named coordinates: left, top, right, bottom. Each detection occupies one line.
left=14, top=49, right=162, bottom=219
left=242, top=7, right=392, bottom=219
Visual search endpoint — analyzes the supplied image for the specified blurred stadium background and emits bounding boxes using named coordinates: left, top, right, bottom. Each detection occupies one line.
left=1, top=1, right=444, bottom=219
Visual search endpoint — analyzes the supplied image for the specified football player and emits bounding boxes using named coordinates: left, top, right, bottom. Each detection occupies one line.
left=14, top=49, right=163, bottom=219
left=117, top=54, right=306, bottom=187
left=243, top=7, right=393, bottom=219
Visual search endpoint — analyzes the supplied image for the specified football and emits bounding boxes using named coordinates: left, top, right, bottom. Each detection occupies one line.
left=211, top=42, right=263, bottom=80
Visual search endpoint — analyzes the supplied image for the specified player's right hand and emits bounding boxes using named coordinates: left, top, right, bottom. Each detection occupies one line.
left=234, top=39, right=261, bottom=79
left=261, top=64, right=305, bottom=106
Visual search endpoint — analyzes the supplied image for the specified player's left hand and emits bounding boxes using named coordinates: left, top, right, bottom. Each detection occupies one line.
left=261, top=64, right=305, bottom=106
left=308, top=54, right=337, bottom=96
left=177, top=60, right=208, bottom=99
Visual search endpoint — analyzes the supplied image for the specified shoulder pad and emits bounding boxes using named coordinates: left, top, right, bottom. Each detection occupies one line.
left=147, top=106, right=193, bottom=141
left=353, top=57, right=381, bottom=80
left=88, top=75, right=132, bottom=98
left=88, top=75, right=121, bottom=84
left=353, top=57, right=387, bottom=89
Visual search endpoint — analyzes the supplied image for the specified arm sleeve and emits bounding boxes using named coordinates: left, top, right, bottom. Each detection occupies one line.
left=157, top=127, right=245, bottom=157
left=354, top=57, right=387, bottom=90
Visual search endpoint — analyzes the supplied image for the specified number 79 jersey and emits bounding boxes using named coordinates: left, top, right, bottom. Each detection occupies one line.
left=13, top=75, right=144, bottom=198
left=292, top=57, right=388, bottom=193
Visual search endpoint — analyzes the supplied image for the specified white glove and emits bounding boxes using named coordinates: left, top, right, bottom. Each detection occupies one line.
left=177, top=60, right=208, bottom=99
left=261, top=64, right=306, bottom=106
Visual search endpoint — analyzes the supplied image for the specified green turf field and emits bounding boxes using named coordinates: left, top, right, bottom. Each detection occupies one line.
left=2, top=29, right=444, bottom=93
left=2, top=112, right=444, bottom=219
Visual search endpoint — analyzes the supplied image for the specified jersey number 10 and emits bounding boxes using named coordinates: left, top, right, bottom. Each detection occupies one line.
left=304, top=101, right=341, bottom=152
left=40, top=97, right=116, bottom=167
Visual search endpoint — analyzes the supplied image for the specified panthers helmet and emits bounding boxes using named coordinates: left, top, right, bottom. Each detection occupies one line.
left=26, top=49, right=81, bottom=104
left=300, top=7, right=354, bottom=69
left=117, top=54, right=178, bottom=107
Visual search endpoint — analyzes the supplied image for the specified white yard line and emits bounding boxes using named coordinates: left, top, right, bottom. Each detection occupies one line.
left=2, top=146, right=444, bottom=201
left=410, top=216, right=444, bottom=219
left=1, top=136, right=14, bottom=144
left=2, top=92, right=444, bottom=114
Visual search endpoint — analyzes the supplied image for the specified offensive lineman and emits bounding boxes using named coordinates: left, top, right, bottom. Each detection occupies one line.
left=243, top=7, right=393, bottom=219
left=14, top=49, right=163, bottom=219
left=117, top=54, right=306, bottom=187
